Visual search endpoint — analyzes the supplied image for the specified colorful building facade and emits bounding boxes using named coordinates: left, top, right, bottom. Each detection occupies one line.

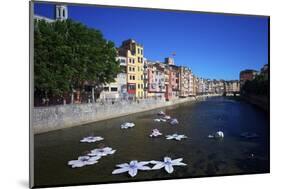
left=119, top=39, right=144, bottom=99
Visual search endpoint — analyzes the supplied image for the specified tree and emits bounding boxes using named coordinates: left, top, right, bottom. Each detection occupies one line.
left=34, top=19, right=120, bottom=104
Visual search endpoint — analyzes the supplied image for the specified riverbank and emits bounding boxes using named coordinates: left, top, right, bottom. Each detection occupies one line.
left=240, top=94, right=269, bottom=112
left=32, top=94, right=220, bottom=134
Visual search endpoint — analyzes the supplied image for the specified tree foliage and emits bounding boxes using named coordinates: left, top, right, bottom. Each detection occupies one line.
left=34, top=19, right=120, bottom=98
left=241, top=74, right=269, bottom=96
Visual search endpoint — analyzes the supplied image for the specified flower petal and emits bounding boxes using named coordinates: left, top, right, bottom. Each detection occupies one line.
left=164, top=157, right=172, bottom=162
left=109, top=150, right=116, bottom=154
left=68, top=160, right=78, bottom=165
left=116, top=163, right=129, bottom=168
left=171, top=158, right=183, bottom=164
left=72, top=162, right=85, bottom=168
left=152, top=163, right=165, bottom=170
left=172, top=162, right=187, bottom=166
left=89, top=156, right=101, bottom=161
left=128, top=168, right=138, bottom=177
left=137, top=161, right=150, bottom=166
left=85, top=160, right=98, bottom=165
left=150, top=160, right=163, bottom=164
left=138, top=165, right=151, bottom=170
left=112, top=167, right=129, bottom=174
left=164, top=164, right=174, bottom=173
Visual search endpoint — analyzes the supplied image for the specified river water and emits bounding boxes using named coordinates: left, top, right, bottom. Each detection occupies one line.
left=34, top=96, right=269, bottom=187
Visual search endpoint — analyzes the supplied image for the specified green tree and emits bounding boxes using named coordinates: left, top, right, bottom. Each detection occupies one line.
left=34, top=19, right=120, bottom=103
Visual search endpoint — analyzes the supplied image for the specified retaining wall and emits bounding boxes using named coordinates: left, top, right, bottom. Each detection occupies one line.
left=32, top=95, right=217, bottom=134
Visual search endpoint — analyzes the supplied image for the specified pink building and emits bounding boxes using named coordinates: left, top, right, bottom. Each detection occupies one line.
left=146, top=62, right=166, bottom=98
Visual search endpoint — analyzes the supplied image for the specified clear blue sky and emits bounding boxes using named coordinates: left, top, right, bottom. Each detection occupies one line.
left=34, top=2, right=269, bottom=80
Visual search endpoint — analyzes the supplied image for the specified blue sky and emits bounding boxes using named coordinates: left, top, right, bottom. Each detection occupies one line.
left=34, top=3, right=269, bottom=80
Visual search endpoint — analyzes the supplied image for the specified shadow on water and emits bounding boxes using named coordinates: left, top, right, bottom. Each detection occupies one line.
left=33, top=96, right=269, bottom=187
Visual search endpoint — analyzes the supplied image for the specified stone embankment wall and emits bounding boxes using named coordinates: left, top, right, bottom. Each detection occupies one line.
left=32, top=94, right=218, bottom=134
left=241, top=94, right=269, bottom=112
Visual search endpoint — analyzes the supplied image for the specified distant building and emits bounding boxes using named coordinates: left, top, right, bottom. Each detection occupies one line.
left=179, top=66, right=191, bottom=97
left=34, top=4, right=68, bottom=22
left=240, top=69, right=258, bottom=87
left=260, top=64, right=269, bottom=80
left=99, top=56, right=128, bottom=101
left=224, top=80, right=240, bottom=93
left=144, top=61, right=166, bottom=99
left=164, top=58, right=179, bottom=100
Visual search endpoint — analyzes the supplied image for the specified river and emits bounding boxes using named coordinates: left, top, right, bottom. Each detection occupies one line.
left=34, top=96, right=269, bottom=187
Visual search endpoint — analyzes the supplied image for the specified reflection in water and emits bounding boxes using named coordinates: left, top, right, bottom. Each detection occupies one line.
left=34, top=97, right=269, bottom=187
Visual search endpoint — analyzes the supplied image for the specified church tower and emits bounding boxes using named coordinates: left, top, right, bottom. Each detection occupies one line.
left=55, top=5, right=68, bottom=21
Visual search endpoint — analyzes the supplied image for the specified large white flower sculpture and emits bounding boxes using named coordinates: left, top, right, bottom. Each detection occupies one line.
left=121, top=122, right=135, bottom=129
left=170, top=118, right=179, bottom=125
left=88, top=147, right=116, bottom=157
left=112, top=160, right=151, bottom=177
left=150, top=157, right=187, bottom=173
left=68, top=155, right=101, bottom=168
left=150, top=129, right=162, bottom=137
left=166, top=134, right=187, bottom=141
left=80, top=136, right=104, bottom=143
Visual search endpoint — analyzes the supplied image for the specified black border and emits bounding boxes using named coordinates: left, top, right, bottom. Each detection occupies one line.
left=29, top=1, right=270, bottom=188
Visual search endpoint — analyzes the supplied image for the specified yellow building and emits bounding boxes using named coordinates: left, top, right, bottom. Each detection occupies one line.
left=119, top=39, right=144, bottom=99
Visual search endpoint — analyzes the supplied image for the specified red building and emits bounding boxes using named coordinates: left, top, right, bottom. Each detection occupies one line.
left=239, top=69, right=258, bottom=86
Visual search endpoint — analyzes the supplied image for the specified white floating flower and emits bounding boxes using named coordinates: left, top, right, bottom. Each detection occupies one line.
left=80, top=136, right=104, bottom=143
left=88, top=147, right=116, bottom=157
left=157, top=111, right=165, bottom=116
left=68, top=155, right=100, bottom=168
left=150, top=129, right=162, bottom=137
left=150, top=157, right=187, bottom=173
left=159, top=118, right=167, bottom=122
left=163, top=115, right=171, bottom=120
left=215, top=131, right=224, bottom=138
left=121, top=122, right=135, bottom=129
left=112, top=160, right=151, bottom=177
left=208, top=134, right=214, bottom=138
left=154, top=118, right=166, bottom=122
left=170, top=118, right=179, bottom=125
left=154, top=118, right=161, bottom=122
left=166, top=134, right=187, bottom=141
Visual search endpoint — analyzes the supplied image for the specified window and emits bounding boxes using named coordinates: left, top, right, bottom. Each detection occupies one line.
left=138, top=48, right=140, bottom=54
left=133, top=76, right=135, bottom=80
left=104, top=87, right=109, bottom=91
left=141, top=58, right=143, bottom=63
left=120, top=59, right=126, bottom=64
left=132, top=59, right=135, bottom=64
left=138, top=84, right=140, bottom=89
left=129, top=67, right=131, bottom=71
left=111, top=87, right=118, bottom=92
left=132, top=67, right=135, bottom=72
left=141, top=49, right=143, bottom=55
left=129, top=58, right=131, bottom=63
left=141, top=75, right=143, bottom=80
left=128, top=84, right=136, bottom=90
